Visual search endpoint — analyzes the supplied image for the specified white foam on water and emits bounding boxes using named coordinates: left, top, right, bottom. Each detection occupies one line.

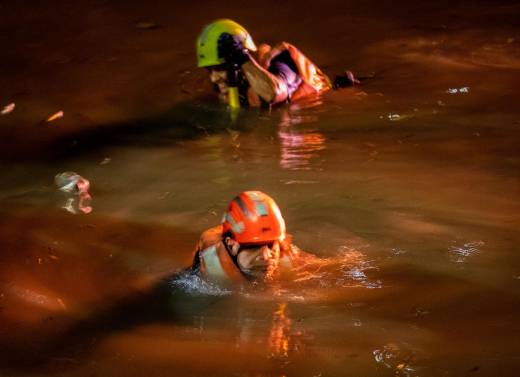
left=169, top=272, right=231, bottom=296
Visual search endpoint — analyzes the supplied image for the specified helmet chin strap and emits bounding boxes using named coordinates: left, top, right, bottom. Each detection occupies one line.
left=226, top=63, right=240, bottom=109
left=226, top=64, right=249, bottom=109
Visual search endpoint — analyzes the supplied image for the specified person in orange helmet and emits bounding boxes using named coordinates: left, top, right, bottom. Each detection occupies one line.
left=191, top=191, right=298, bottom=286
left=196, top=19, right=358, bottom=108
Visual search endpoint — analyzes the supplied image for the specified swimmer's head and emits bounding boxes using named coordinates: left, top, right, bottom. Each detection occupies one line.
left=196, top=19, right=256, bottom=68
left=221, top=191, right=286, bottom=279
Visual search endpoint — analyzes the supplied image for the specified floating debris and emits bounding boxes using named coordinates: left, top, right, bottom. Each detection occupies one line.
left=391, top=248, right=407, bottom=256
left=47, top=111, right=64, bottom=122
left=382, top=113, right=413, bottom=122
left=412, top=306, right=430, bottom=317
left=158, top=191, right=170, bottom=200
left=1, top=102, right=15, bottom=115
left=135, top=21, right=160, bottom=29
left=55, top=172, right=88, bottom=193
left=446, top=87, right=470, bottom=94
left=373, top=343, right=417, bottom=376
left=448, top=240, right=484, bottom=263
left=100, top=157, right=111, bottom=165
left=282, top=180, right=319, bottom=185
left=55, top=172, right=92, bottom=214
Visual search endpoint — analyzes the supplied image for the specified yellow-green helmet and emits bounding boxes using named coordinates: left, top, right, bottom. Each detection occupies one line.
left=196, top=19, right=257, bottom=68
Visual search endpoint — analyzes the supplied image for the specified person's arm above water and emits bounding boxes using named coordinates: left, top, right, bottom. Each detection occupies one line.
left=241, top=59, right=289, bottom=104
left=219, top=33, right=295, bottom=104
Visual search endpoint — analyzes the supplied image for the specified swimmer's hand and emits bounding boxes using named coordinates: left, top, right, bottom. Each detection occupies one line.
left=218, top=33, right=250, bottom=66
left=332, top=71, right=360, bottom=88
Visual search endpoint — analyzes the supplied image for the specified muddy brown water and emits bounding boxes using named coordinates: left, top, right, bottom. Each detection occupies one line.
left=1, top=1, right=519, bottom=376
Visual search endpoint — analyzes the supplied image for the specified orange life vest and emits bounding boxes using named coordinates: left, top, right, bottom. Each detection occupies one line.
left=194, top=225, right=296, bottom=286
left=258, top=42, right=332, bottom=102
left=195, top=226, right=247, bottom=286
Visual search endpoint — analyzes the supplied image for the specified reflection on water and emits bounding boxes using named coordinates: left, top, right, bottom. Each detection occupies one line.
left=278, top=108, right=326, bottom=171
left=6, top=284, right=67, bottom=313
left=278, top=131, right=326, bottom=171
left=268, top=303, right=293, bottom=359
left=1, top=1, right=520, bottom=376
left=61, top=195, right=92, bottom=214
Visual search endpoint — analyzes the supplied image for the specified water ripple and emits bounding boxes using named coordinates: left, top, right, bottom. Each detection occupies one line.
left=278, top=130, right=326, bottom=171
left=291, top=246, right=382, bottom=289
left=170, top=246, right=381, bottom=297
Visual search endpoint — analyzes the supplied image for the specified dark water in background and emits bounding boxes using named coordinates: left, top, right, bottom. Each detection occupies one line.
left=0, top=0, right=519, bottom=376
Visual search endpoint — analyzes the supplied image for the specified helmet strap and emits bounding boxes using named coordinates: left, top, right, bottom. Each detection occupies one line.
left=226, top=63, right=249, bottom=107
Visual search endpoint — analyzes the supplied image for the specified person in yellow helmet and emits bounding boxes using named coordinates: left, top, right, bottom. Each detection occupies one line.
left=190, top=191, right=299, bottom=287
left=196, top=19, right=358, bottom=108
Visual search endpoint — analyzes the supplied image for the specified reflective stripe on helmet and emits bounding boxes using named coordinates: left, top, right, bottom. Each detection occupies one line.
left=226, top=213, right=245, bottom=234
left=222, top=191, right=285, bottom=244
left=234, top=192, right=269, bottom=220
left=246, top=191, right=268, bottom=216
left=233, top=196, right=252, bottom=219
left=255, top=202, right=268, bottom=216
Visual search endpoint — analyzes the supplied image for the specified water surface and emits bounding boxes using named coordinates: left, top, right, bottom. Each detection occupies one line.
left=0, top=1, right=519, bottom=376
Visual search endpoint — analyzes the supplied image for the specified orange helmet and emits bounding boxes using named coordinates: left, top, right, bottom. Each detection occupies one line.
left=222, top=191, right=286, bottom=244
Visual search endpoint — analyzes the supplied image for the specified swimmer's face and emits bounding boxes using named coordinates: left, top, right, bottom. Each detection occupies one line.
left=208, top=66, right=228, bottom=102
left=225, top=238, right=281, bottom=280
